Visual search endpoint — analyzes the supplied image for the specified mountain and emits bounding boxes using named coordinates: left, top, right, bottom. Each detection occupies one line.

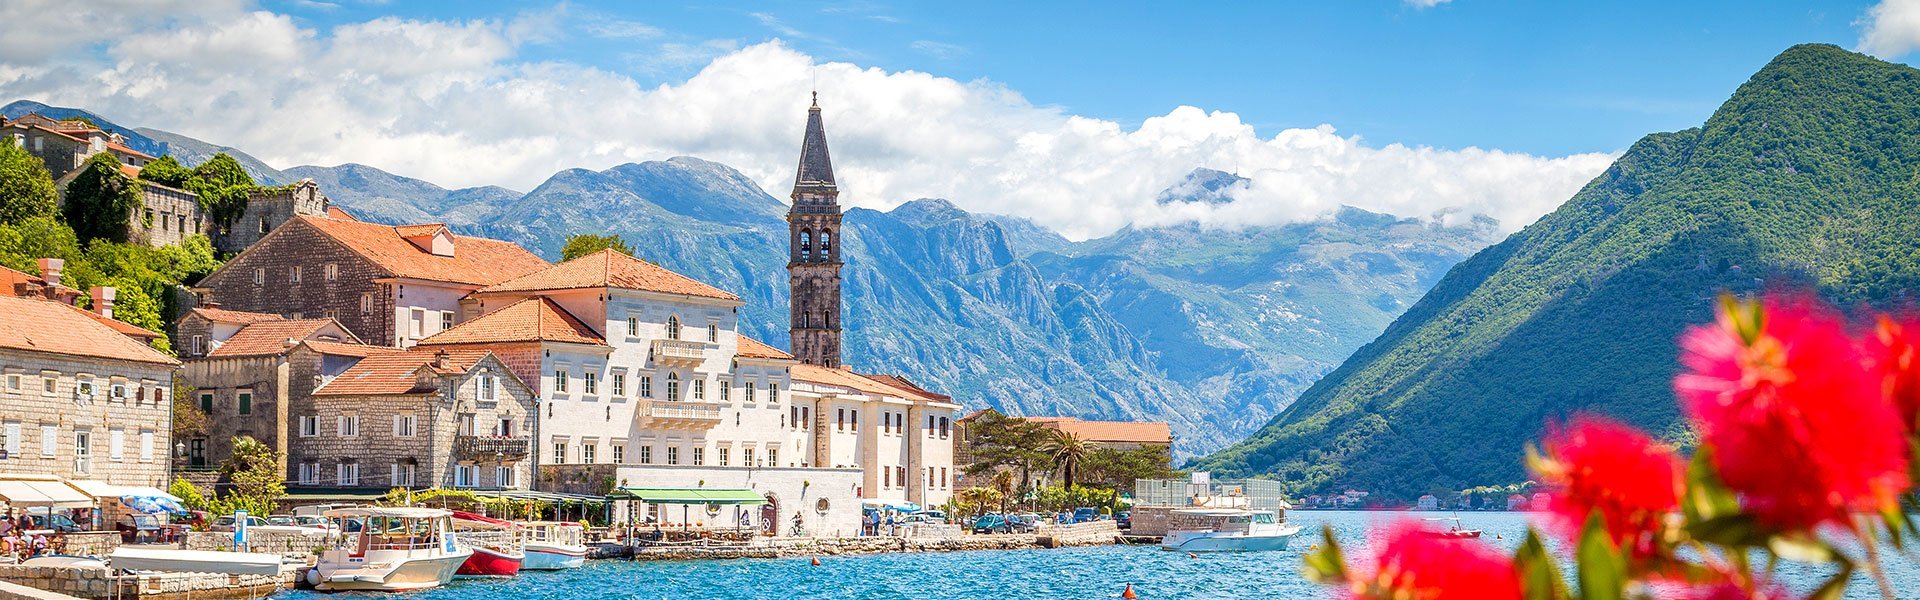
left=2, top=100, right=166, bottom=158
left=283, top=163, right=517, bottom=227
left=1156, top=167, right=1248, bottom=205
left=137, top=128, right=289, bottom=185
left=1193, top=44, right=1920, bottom=499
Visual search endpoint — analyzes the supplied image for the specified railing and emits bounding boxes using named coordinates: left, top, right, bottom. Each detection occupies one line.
left=454, top=436, right=531, bottom=460
left=651, top=339, right=706, bottom=365
left=634, top=399, right=724, bottom=429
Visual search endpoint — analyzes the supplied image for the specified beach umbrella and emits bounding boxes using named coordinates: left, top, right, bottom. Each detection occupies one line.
left=122, top=495, right=189, bottom=515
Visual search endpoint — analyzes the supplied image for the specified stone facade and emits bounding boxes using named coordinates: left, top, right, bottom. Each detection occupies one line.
left=787, top=99, right=845, bottom=368
left=214, top=180, right=329, bottom=254
left=130, top=183, right=212, bottom=248
left=194, top=219, right=397, bottom=344
left=291, top=353, right=537, bottom=491
left=1, top=114, right=152, bottom=180
left=0, top=349, right=174, bottom=488
left=178, top=344, right=340, bottom=473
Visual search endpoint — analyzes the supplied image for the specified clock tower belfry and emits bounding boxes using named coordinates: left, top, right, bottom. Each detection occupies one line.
left=788, top=94, right=844, bottom=368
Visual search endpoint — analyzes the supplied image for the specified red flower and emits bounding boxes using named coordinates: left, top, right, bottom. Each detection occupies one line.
left=1868, top=315, right=1920, bottom=436
left=1532, top=416, right=1681, bottom=558
left=1347, top=520, right=1522, bottom=600
left=1674, top=581, right=1789, bottom=600
left=1674, top=297, right=1911, bottom=531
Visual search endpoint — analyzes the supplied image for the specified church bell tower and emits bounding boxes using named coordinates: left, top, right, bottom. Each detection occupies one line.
left=788, top=93, right=843, bottom=367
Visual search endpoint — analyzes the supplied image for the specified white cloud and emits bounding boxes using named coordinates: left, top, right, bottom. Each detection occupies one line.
left=1405, top=0, right=1453, bottom=8
left=0, top=5, right=1612, bottom=240
left=1858, top=0, right=1920, bottom=57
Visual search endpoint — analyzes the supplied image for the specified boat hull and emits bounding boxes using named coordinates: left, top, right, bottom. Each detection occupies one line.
left=456, top=545, right=524, bottom=578
left=315, top=549, right=472, bottom=591
left=1161, top=527, right=1300, bottom=553
left=521, top=544, right=587, bottom=570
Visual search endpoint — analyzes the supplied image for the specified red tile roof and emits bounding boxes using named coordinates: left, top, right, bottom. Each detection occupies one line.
left=314, top=348, right=494, bottom=396
left=325, top=206, right=358, bottom=221
left=861, top=374, right=951, bottom=402
left=106, top=143, right=153, bottom=160
left=0, top=265, right=41, bottom=297
left=735, top=335, right=793, bottom=360
left=791, top=364, right=947, bottom=402
left=415, top=298, right=606, bottom=347
left=208, top=319, right=350, bottom=357
left=476, top=249, right=738, bottom=300
left=303, top=340, right=398, bottom=358
left=68, top=305, right=162, bottom=341
left=189, top=307, right=285, bottom=324
left=288, top=216, right=549, bottom=286
left=1026, top=417, right=1172, bottom=445
left=0, top=295, right=177, bottom=366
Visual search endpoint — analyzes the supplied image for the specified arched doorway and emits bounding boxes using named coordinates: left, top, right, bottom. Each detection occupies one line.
left=761, top=494, right=779, bottom=536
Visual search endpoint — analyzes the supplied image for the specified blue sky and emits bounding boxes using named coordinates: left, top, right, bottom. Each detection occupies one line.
left=267, top=1, right=1880, bottom=157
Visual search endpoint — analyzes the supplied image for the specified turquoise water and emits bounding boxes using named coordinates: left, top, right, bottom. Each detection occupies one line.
left=277, top=511, right=1916, bottom=599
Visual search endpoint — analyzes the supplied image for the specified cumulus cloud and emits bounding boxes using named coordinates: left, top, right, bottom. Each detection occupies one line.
left=0, top=4, right=1612, bottom=239
left=1858, top=0, right=1920, bottom=57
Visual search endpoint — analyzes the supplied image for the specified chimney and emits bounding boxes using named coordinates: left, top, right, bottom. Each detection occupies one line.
left=433, top=350, right=450, bottom=370
left=36, top=258, right=63, bottom=288
left=89, top=287, right=116, bottom=319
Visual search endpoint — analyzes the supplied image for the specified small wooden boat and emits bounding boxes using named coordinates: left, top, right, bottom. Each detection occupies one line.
left=311, top=507, right=471, bottom=591
left=452, top=511, right=524, bottom=578
left=520, top=521, right=588, bottom=570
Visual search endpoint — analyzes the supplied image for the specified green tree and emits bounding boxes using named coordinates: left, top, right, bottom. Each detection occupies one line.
left=219, top=436, right=285, bottom=516
left=561, top=233, right=634, bottom=261
left=1040, top=430, right=1090, bottom=490
left=187, top=153, right=255, bottom=229
left=1080, top=445, right=1176, bottom=493
left=961, top=410, right=1052, bottom=497
left=0, top=217, right=80, bottom=274
left=136, top=155, right=192, bottom=189
left=0, top=143, right=57, bottom=224
left=62, top=154, right=143, bottom=244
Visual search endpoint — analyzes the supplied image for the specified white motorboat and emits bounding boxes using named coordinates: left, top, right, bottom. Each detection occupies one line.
left=310, top=507, right=472, bottom=591
left=519, top=521, right=588, bottom=570
left=1159, top=508, right=1301, bottom=552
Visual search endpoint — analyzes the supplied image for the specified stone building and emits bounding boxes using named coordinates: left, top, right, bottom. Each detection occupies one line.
left=0, top=293, right=178, bottom=488
left=2, top=260, right=165, bottom=347
left=175, top=307, right=368, bottom=471
left=130, top=182, right=214, bottom=248
left=193, top=215, right=549, bottom=348
left=787, top=95, right=845, bottom=368
left=213, top=180, right=331, bottom=254
left=1, top=113, right=154, bottom=179
left=295, top=348, right=536, bottom=491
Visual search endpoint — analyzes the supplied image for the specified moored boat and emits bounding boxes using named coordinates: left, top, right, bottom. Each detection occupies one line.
left=1159, top=508, right=1301, bottom=552
left=452, top=511, right=524, bottom=578
left=311, top=507, right=472, bottom=591
left=519, top=521, right=588, bottom=570
left=1418, top=516, right=1482, bottom=539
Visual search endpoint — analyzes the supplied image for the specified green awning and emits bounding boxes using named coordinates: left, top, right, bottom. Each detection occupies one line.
left=607, top=488, right=767, bottom=505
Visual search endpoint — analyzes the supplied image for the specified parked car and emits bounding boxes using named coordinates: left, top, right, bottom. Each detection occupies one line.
left=971, top=514, right=1010, bottom=534
left=21, top=513, right=82, bottom=533
left=267, top=514, right=337, bottom=534
left=209, top=515, right=268, bottom=533
left=1072, top=507, right=1101, bottom=523
left=1006, top=513, right=1039, bottom=534
left=1116, top=511, right=1132, bottom=530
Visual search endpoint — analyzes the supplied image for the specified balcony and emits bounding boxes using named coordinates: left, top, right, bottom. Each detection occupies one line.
left=454, top=436, right=531, bottom=461
left=651, top=339, right=706, bottom=366
left=634, top=398, right=724, bottom=430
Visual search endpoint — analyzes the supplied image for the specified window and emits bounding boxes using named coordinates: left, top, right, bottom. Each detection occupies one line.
left=409, top=308, right=426, bottom=338
left=666, top=316, right=681, bottom=340
left=74, top=378, right=94, bottom=401
left=626, top=316, right=638, bottom=337
left=883, top=468, right=891, bottom=488
left=439, top=311, right=455, bottom=332
left=743, top=447, right=756, bottom=467
left=707, top=323, right=718, bottom=342
left=666, top=373, right=679, bottom=400
left=552, top=442, right=567, bottom=464
left=495, top=418, right=513, bottom=437
left=940, top=417, right=950, bottom=438
left=41, top=375, right=54, bottom=395
left=640, top=376, right=653, bottom=398
left=940, top=467, right=948, bottom=488
left=391, top=463, right=415, bottom=487
left=583, top=370, right=599, bottom=396
left=394, top=414, right=417, bottom=437
left=324, top=263, right=338, bottom=281
left=237, top=392, right=252, bottom=415
left=252, top=267, right=265, bottom=285
left=582, top=443, right=597, bottom=464
left=718, top=446, right=730, bottom=467
left=553, top=368, right=569, bottom=394
left=360, top=293, right=373, bottom=314
left=454, top=465, right=477, bottom=488
left=137, top=430, right=152, bottom=462
left=337, top=414, right=360, bottom=437
left=836, top=408, right=844, bottom=431
left=611, top=444, right=625, bottom=464
left=495, top=466, right=516, bottom=488
left=298, top=463, right=317, bottom=485
left=457, top=414, right=475, bottom=436
left=39, top=425, right=56, bottom=457
left=3, top=423, right=19, bottom=456
left=611, top=372, right=625, bottom=397
left=199, top=392, right=213, bottom=412
left=666, top=446, right=679, bottom=465
left=5, top=374, right=17, bottom=391
left=109, top=429, right=124, bottom=460
left=767, top=447, right=778, bottom=468
left=290, top=266, right=301, bottom=283
left=479, top=375, right=497, bottom=402
left=718, top=379, right=730, bottom=403
left=638, top=445, right=652, bottom=465
left=692, top=446, right=705, bottom=466
left=850, top=410, right=859, bottom=431
left=338, top=462, right=360, bottom=486
left=258, top=217, right=270, bottom=235
left=800, top=407, right=811, bottom=430
left=692, top=379, right=705, bottom=400
left=767, top=382, right=779, bottom=403
left=299, top=416, right=318, bottom=437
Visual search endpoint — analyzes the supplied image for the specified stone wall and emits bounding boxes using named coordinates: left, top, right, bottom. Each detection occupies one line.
left=215, top=181, right=328, bottom=255
left=0, top=564, right=292, bottom=600
left=297, top=354, right=536, bottom=491
left=0, top=349, right=174, bottom=487
left=129, top=184, right=210, bottom=248
left=185, top=530, right=332, bottom=558
left=181, top=354, right=287, bottom=473
left=198, top=218, right=396, bottom=347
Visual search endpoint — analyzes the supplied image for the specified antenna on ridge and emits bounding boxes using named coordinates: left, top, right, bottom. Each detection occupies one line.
left=811, top=68, right=819, bottom=106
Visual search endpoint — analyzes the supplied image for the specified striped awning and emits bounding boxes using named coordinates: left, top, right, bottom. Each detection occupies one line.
left=607, top=488, right=766, bottom=505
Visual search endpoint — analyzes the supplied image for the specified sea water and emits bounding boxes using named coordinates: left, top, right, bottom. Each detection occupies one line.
left=276, top=511, right=1917, bottom=599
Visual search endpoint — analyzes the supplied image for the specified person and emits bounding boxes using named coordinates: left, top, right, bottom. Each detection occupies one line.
left=0, top=516, right=13, bottom=538
left=28, top=533, right=48, bottom=557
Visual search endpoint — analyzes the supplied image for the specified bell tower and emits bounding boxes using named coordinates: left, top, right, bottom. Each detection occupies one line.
left=788, top=93, right=843, bottom=368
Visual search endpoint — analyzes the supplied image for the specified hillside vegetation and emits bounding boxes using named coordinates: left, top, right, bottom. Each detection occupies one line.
left=1194, top=44, right=1920, bottom=499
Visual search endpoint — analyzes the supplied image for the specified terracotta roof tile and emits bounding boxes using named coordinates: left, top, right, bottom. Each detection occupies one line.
left=188, top=307, right=285, bottom=324
left=290, top=216, right=548, bottom=286
left=314, top=348, right=494, bottom=396
left=1029, top=417, right=1172, bottom=445
left=208, top=319, right=350, bottom=357
left=0, top=265, right=41, bottom=297
left=107, top=143, right=153, bottom=160
left=476, top=249, right=738, bottom=301
left=861, top=374, right=950, bottom=402
left=0, top=295, right=177, bottom=366
left=791, top=364, right=942, bottom=401
left=302, top=340, right=398, bottom=358
left=393, top=224, right=445, bottom=237
left=415, top=298, right=606, bottom=347
left=68, top=305, right=162, bottom=341
left=735, top=335, right=793, bottom=360
left=325, top=206, right=358, bottom=221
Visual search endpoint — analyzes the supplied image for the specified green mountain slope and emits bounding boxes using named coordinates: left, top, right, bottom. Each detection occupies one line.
left=1193, top=44, right=1920, bottom=500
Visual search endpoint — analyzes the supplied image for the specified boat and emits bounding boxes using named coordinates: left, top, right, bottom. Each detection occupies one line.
left=519, top=521, right=588, bottom=570
left=1159, top=508, right=1301, bottom=552
left=21, top=555, right=107, bottom=569
left=1419, top=516, right=1482, bottom=539
left=309, top=507, right=472, bottom=591
left=451, top=511, right=524, bottom=578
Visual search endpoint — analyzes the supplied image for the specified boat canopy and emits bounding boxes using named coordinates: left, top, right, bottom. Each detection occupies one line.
left=0, top=475, right=92, bottom=508
left=606, top=488, right=766, bottom=505
left=861, top=499, right=921, bottom=512
left=323, top=506, right=452, bottom=519
left=109, top=547, right=284, bottom=575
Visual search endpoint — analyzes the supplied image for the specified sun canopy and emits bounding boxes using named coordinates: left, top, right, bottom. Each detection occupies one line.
left=861, top=499, right=921, bottom=512
left=0, top=476, right=92, bottom=508
left=608, top=488, right=766, bottom=505
left=67, top=480, right=183, bottom=502
left=109, top=547, right=284, bottom=575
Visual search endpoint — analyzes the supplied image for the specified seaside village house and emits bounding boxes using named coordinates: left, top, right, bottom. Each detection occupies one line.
left=174, top=307, right=367, bottom=471
left=1, top=113, right=335, bottom=252
left=952, top=409, right=1173, bottom=489
left=0, top=260, right=178, bottom=508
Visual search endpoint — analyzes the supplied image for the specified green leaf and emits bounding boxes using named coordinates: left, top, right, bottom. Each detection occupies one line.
left=1513, top=527, right=1570, bottom=600
left=1301, top=524, right=1346, bottom=583
left=1576, top=512, right=1627, bottom=600
left=1682, top=446, right=1740, bottom=526
left=1685, top=514, right=1770, bottom=548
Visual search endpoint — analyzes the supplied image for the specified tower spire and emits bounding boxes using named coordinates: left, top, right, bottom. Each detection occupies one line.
left=787, top=97, right=844, bottom=368
left=793, top=96, right=837, bottom=195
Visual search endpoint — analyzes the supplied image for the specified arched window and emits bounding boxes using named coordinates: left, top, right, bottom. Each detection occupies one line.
left=819, top=231, right=832, bottom=260
left=799, top=231, right=812, bottom=259
left=666, top=372, right=681, bottom=401
left=666, top=316, right=681, bottom=340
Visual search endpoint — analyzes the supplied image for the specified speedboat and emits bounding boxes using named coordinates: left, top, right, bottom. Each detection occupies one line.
left=1159, top=508, right=1301, bottom=552
left=310, top=507, right=472, bottom=591
left=519, top=521, right=587, bottom=570
left=1418, top=516, right=1482, bottom=539
left=452, top=511, right=524, bottom=578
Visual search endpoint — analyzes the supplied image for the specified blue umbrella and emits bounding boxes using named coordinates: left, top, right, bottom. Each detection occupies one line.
left=121, top=495, right=189, bottom=515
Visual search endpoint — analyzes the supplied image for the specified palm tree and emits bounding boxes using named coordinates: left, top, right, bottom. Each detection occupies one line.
left=991, top=470, right=1016, bottom=513
left=1042, top=430, right=1091, bottom=490
left=958, top=487, right=1003, bottom=518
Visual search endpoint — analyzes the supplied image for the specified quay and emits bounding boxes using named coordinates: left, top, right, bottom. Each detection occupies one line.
left=601, top=521, right=1122, bottom=560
